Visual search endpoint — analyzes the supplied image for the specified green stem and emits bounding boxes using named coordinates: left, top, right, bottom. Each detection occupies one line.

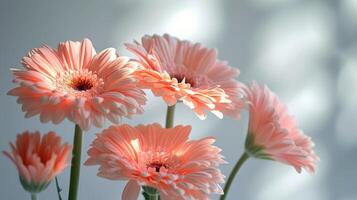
left=68, top=124, right=83, bottom=200
left=165, top=104, right=176, bottom=128
left=142, top=186, right=160, bottom=200
left=55, top=176, right=63, bottom=200
left=31, top=193, right=37, bottom=200
left=220, top=152, right=249, bottom=200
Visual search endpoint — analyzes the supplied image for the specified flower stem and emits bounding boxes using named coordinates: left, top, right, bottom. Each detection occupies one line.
left=68, top=124, right=83, bottom=200
left=55, top=176, right=63, bottom=200
left=142, top=186, right=160, bottom=200
left=31, top=193, right=37, bottom=200
left=220, top=152, right=249, bottom=200
left=165, top=104, right=176, bottom=128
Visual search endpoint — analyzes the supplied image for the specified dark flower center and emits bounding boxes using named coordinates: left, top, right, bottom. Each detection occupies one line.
left=147, top=162, right=167, bottom=172
left=172, top=74, right=195, bottom=87
left=70, top=77, right=94, bottom=91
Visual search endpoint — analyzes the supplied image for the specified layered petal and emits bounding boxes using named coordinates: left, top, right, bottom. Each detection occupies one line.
left=243, top=82, right=319, bottom=173
left=3, top=131, right=71, bottom=193
left=85, top=123, right=225, bottom=200
left=8, top=38, right=147, bottom=130
left=126, top=34, right=244, bottom=120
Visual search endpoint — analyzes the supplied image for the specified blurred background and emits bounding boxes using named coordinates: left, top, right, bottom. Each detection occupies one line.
left=0, top=0, right=356, bottom=199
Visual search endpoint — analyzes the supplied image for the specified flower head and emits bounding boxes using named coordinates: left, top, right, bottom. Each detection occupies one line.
left=126, top=34, right=244, bottom=120
left=85, top=123, right=226, bottom=200
left=3, top=131, right=71, bottom=193
left=243, top=82, right=319, bottom=173
left=8, top=39, right=146, bottom=130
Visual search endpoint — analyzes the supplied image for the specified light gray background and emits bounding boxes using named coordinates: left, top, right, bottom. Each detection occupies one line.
left=1, top=0, right=356, bottom=199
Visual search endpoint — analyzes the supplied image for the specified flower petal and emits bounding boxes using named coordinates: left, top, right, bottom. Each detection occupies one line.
left=122, top=180, right=140, bottom=200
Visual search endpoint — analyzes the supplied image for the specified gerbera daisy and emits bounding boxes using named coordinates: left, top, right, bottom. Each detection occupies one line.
left=8, top=38, right=146, bottom=130
left=126, top=34, right=244, bottom=120
left=85, top=123, right=226, bottom=200
left=243, top=82, right=318, bottom=173
left=221, top=82, right=319, bottom=200
left=3, top=131, right=71, bottom=194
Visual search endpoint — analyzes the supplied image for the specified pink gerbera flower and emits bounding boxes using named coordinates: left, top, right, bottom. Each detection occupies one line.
left=3, top=131, right=71, bottom=193
left=85, top=123, right=225, bottom=200
left=126, top=34, right=244, bottom=120
left=8, top=39, right=146, bottom=130
left=243, top=82, right=319, bottom=173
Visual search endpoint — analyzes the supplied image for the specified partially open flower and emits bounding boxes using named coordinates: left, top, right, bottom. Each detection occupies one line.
left=243, top=82, right=319, bottom=173
left=126, top=34, right=244, bottom=120
left=8, top=38, right=146, bottom=130
left=85, top=123, right=226, bottom=200
left=3, top=131, right=71, bottom=193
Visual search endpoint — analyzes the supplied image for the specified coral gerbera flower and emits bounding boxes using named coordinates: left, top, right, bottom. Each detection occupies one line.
left=8, top=39, right=146, bottom=130
left=3, top=131, right=71, bottom=193
left=126, top=34, right=244, bottom=120
left=243, top=82, right=319, bottom=173
left=85, top=123, right=225, bottom=200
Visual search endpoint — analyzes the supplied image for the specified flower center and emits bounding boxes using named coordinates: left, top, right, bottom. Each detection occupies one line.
left=147, top=162, right=167, bottom=172
left=168, top=66, right=211, bottom=88
left=172, top=74, right=195, bottom=87
left=55, top=69, right=104, bottom=97
left=70, top=76, right=95, bottom=91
